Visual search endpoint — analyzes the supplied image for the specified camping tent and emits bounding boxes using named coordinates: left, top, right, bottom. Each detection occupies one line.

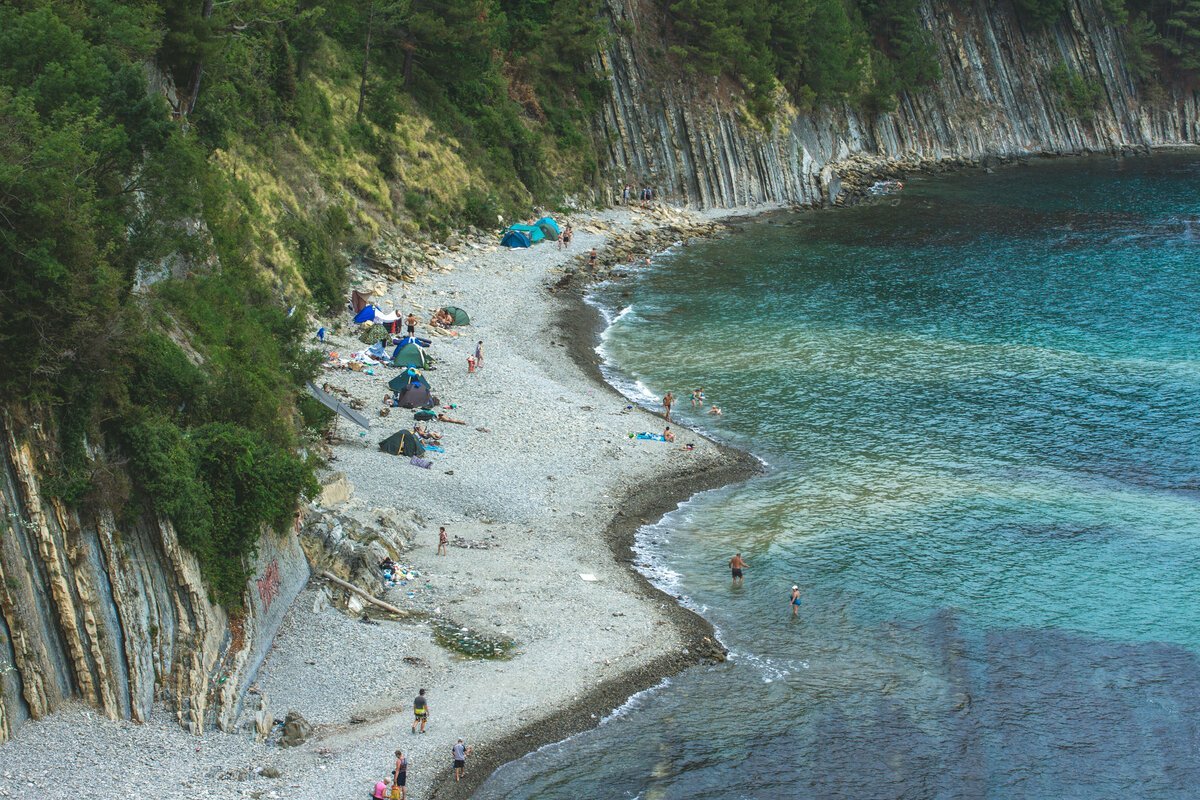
left=535, top=216, right=560, bottom=240
left=387, top=368, right=430, bottom=393
left=507, top=223, right=545, bottom=244
left=351, top=290, right=370, bottom=313
left=391, top=338, right=429, bottom=368
left=379, top=429, right=425, bottom=457
left=353, top=305, right=401, bottom=325
left=440, top=306, right=470, bottom=326
left=501, top=230, right=531, bottom=248
left=388, top=368, right=437, bottom=408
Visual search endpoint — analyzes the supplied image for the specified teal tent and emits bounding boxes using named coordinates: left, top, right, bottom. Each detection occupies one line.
left=535, top=216, right=560, bottom=240
left=392, top=340, right=429, bottom=368
left=507, top=223, right=545, bottom=244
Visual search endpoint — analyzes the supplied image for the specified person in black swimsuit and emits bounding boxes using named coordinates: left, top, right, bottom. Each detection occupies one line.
left=392, top=750, right=407, bottom=799
left=729, top=553, right=747, bottom=586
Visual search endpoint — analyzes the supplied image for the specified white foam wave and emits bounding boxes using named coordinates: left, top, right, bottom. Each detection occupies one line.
left=600, top=677, right=672, bottom=724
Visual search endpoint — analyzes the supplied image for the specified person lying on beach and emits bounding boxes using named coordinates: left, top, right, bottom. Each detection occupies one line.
left=680, top=443, right=695, bottom=451
left=413, top=424, right=441, bottom=441
left=663, top=426, right=676, bottom=443
left=708, top=404, right=722, bottom=415
left=436, top=412, right=467, bottom=425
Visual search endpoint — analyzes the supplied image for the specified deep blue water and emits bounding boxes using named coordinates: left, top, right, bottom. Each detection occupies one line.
left=478, top=155, right=1200, bottom=799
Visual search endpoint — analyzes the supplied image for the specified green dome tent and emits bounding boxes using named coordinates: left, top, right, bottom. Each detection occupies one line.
left=440, top=306, right=470, bottom=326
left=392, top=339, right=429, bottom=368
left=379, top=429, right=425, bottom=457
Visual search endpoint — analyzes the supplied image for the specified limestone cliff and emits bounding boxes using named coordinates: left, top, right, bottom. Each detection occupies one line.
left=0, top=415, right=308, bottom=742
left=594, top=0, right=1200, bottom=207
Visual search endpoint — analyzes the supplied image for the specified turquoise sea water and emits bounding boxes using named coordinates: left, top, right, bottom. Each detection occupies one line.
left=479, top=155, right=1200, bottom=799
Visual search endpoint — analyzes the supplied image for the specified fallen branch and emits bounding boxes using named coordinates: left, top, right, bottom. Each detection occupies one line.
left=320, top=571, right=408, bottom=617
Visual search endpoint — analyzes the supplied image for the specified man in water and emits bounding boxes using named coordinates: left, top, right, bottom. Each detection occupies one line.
left=790, top=585, right=802, bottom=617
left=412, top=688, right=429, bottom=733
left=662, top=391, right=675, bottom=422
left=729, top=553, right=748, bottom=586
left=452, top=739, right=472, bottom=782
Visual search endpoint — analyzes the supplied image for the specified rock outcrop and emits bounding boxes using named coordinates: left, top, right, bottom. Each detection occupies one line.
left=593, top=0, right=1199, bottom=208
left=0, top=415, right=309, bottom=742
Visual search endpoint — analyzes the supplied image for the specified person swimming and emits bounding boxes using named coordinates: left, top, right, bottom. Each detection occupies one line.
left=790, top=585, right=802, bottom=617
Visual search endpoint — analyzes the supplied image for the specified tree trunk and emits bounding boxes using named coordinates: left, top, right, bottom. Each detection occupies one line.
left=356, top=0, right=377, bottom=122
left=185, top=0, right=215, bottom=116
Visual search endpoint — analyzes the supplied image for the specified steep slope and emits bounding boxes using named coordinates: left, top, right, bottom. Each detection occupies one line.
left=594, top=0, right=1199, bottom=207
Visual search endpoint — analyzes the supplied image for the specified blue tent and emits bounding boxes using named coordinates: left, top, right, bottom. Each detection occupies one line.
left=507, top=223, right=545, bottom=244
left=353, top=305, right=377, bottom=323
left=366, top=341, right=388, bottom=360
left=501, top=229, right=531, bottom=248
left=535, top=216, right=561, bottom=240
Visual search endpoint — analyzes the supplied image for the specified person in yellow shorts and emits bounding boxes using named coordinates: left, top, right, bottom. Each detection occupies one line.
left=412, top=688, right=429, bottom=734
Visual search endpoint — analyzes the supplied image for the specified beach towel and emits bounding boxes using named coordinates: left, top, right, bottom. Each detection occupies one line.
left=410, top=456, right=433, bottom=469
left=635, top=432, right=666, bottom=442
left=424, top=444, right=445, bottom=453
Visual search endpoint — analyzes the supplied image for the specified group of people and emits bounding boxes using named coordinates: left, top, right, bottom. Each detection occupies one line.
left=621, top=183, right=656, bottom=207
left=727, top=553, right=804, bottom=616
left=556, top=223, right=574, bottom=249
left=369, top=690, right=474, bottom=798
left=660, top=388, right=721, bottom=424
left=430, top=308, right=456, bottom=329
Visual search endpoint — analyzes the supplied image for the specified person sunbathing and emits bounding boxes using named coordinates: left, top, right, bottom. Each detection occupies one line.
left=663, top=426, right=676, bottom=443
left=436, top=412, right=467, bottom=425
left=413, top=424, right=441, bottom=441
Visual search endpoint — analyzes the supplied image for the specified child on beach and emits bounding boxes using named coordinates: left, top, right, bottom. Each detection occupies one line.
left=437, top=527, right=448, bottom=556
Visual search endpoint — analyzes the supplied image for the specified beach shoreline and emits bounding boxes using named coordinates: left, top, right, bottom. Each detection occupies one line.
left=0, top=202, right=766, bottom=800
left=427, top=221, right=763, bottom=798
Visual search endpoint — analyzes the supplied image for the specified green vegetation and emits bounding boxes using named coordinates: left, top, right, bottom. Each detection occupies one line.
left=1050, top=62, right=1106, bottom=119
left=661, top=0, right=940, bottom=117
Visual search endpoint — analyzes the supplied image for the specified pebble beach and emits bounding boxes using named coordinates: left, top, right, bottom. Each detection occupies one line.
left=0, top=204, right=759, bottom=799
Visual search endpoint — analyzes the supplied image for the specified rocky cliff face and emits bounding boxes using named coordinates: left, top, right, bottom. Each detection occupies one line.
left=0, top=415, right=308, bottom=742
left=594, top=0, right=1200, bottom=207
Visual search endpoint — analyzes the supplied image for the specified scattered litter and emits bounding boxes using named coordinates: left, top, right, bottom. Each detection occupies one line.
left=579, top=573, right=598, bottom=582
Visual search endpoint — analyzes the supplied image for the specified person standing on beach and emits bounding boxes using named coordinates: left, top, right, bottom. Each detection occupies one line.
left=452, top=739, right=472, bottom=782
left=790, top=585, right=802, bottom=617
left=729, top=553, right=748, bottom=586
left=412, top=689, right=429, bottom=733
left=589, top=248, right=598, bottom=269
left=437, top=527, right=448, bottom=556
left=392, top=750, right=408, bottom=799
left=405, top=312, right=417, bottom=338
left=662, top=391, right=675, bottom=422
left=475, top=340, right=484, bottom=369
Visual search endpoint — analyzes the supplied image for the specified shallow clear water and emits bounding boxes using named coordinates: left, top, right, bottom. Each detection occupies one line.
left=478, top=156, right=1200, bottom=799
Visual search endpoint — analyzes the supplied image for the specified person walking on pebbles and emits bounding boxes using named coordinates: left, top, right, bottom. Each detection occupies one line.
left=790, top=584, right=802, bottom=617
left=475, top=340, right=484, bottom=369
left=452, top=738, right=472, bottom=782
left=437, top=526, right=448, bottom=556
left=662, top=391, right=675, bottom=422
left=729, top=552, right=748, bottom=586
left=412, top=688, right=429, bottom=734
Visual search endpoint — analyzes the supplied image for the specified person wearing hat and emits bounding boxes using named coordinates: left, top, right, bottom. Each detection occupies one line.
left=790, top=585, right=802, bottom=617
